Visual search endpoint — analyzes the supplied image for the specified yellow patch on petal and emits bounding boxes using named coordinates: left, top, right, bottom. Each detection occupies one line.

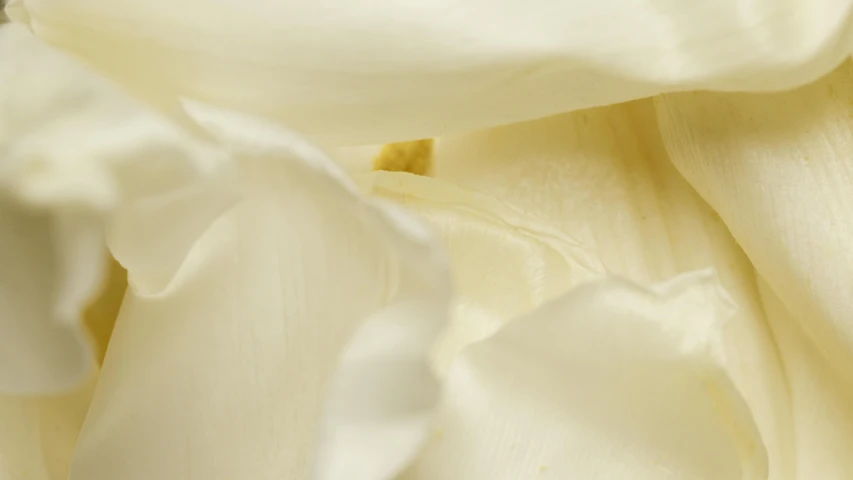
left=372, top=140, right=433, bottom=175
left=82, top=256, right=127, bottom=364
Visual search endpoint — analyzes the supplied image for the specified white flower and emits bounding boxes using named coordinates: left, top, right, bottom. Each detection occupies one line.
left=3, top=1, right=853, bottom=480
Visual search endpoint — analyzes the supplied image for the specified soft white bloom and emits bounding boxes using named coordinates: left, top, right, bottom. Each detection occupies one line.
left=3, top=1, right=853, bottom=480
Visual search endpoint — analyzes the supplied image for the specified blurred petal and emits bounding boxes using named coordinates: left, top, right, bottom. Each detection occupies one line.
left=0, top=203, right=96, bottom=394
left=403, top=272, right=766, bottom=479
left=9, top=0, right=853, bottom=144
left=0, top=24, right=231, bottom=393
left=69, top=106, right=451, bottom=480
left=655, top=61, right=853, bottom=384
left=758, top=279, right=853, bottom=479
left=81, top=257, right=127, bottom=364
left=0, top=378, right=96, bottom=480
left=360, top=102, right=793, bottom=477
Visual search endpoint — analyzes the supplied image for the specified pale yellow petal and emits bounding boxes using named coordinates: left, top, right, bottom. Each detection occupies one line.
left=403, top=272, right=765, bottom=480
left=656, top=68, right=853, bottom=478
left=0, top=23, right=230, bottom=393
left=361, top=101, right=793, bottom=477
left=758, top=279, right=853, bottom=479
left=655, top=61, right=853, bottom=390
left=0, top=378, right=96, bottom=480
left=69, top=106, right=451, bottom=480
left=9, top=0, right=853, bottom=144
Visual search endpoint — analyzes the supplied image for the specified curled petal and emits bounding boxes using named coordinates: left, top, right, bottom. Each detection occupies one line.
left=69, top=106, right=452, bottom=480
left=655, top=61, right=853, bottom=388
left=402, top=272, right=767, bottom=480
left=757, top=279, right=853, bottom=478
left=360, top=103, right=793, bottom=476
left=0, top=378, right=96, bottom=480
left=8, top=0, right=853, bottom=144
left=0, top=24, right=232, bottom=393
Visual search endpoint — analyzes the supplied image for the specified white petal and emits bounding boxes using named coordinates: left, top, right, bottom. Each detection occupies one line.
left=9, top=0, right=853, bottom=144
left=0, top=203, right=96, bottom=393
left=355, top=171, right=602, bottom=375
left=69, top=107, right=451, bottom=480
left=402, top=272, right=765, bottom=480
left=361, top=103, right=793, bottom=477
left=0, top=24, right=232, bottom=393
left=757, top=279, right=853, bottom=479
left=655, top=61, right=853, bottom=389
left=0, top=378, right=96, bottom=480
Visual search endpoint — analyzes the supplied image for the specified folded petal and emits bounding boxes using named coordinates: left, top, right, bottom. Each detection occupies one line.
left=355, top=171, right=602, bottom=374
left=0, top=24, right=231, bottom=393
left=758, top=279, right=853, bottom=479
left=0, top=378, right=96, bottom=480
left=655, top=61, right=853, bottom=384
left=9, top=0, right=853, bottom=144
left=402, top=272, right=765, bottom=479
left=359, top=102, right=793, bottom=477
left=69, top=106, right=451, bottom=480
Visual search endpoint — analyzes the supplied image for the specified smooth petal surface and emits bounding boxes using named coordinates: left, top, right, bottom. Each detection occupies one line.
left=0, top=24, right=231, bottom=393
left=69, top=106, right=451, bottom=480
left=655, top=61, right=853, bottom=385
left=403, top=272, right=765, bottom=480
left=758, top=279, right=853, bottom=479
left=8, top=0, right=853, bottom=144
left=0, top=378, right=96, bottom=480
left=359, top=102, right=793, bottom=477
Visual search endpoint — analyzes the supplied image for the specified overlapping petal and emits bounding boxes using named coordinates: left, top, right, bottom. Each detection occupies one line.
left=655, top=61, right=853, bottom=392
left=758, top=280, right=853, bottom=479
left=359, top=102, right=794, bottom=477
left=0, top=24, right=230, bottom=394
left=68, top=106, right=452, bottom=480
left=404, top=272, right=766, bottom=480
left=8, top=0, right=853, bottom=144
left=656, top=64, right=853, bottom=479
left=0, top=378, right=96, bottom=480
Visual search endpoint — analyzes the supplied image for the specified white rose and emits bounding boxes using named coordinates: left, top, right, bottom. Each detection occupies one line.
left=3, top=1, right=853, bottom=480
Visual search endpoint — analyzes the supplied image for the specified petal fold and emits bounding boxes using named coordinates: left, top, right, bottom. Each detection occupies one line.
left=402, top=272, right=767, bottom=480
left=359, top=103, right=794, bottom=477
left=655, top=61, right=853, bottom=384
left=0, top=379, right=96, bottom=480
left=0, top=24, right=231, bottom=393
left=9, top=0, right=853, bottom=143
left=69, top=106, right=451, bottom=480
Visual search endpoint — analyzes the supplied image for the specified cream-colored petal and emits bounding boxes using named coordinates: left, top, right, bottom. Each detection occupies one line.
left=0, top=24, right=231, bottom=393
left=355, top=171, right=601, bottom=375
left=69, top=106, right=451, bottom=480
left=9, top=0, right=853, bottom=144
left=0, top=378, right=96, bottom=480
left=402, top=272, right=765, bottom=480
left=654, top=61, right=853, bottom=387
left=758, top=279, right=853, bottom=479
left=0, top=202, right=96, bottom=394
left=362, top=102, right=793, bottom=478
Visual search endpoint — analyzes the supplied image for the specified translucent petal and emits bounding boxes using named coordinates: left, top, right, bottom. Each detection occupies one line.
left=0, top=203, right=97, bottom=394
left=81, top=257, right=126, bottom=364
left=402, top=272, right=765, bottom=480
left=9, top=0, right=853, bottom=144
left=655, top=61, right=853, bottom=388
left=358, top=102, right=793, bottom=477
left=0, top=378, right=96, bottom=480
left=69, top=106, right=451, bottom=480
left=758, top=279, right=853, bottom=479
left=0, top=24, right=231, bottom=393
